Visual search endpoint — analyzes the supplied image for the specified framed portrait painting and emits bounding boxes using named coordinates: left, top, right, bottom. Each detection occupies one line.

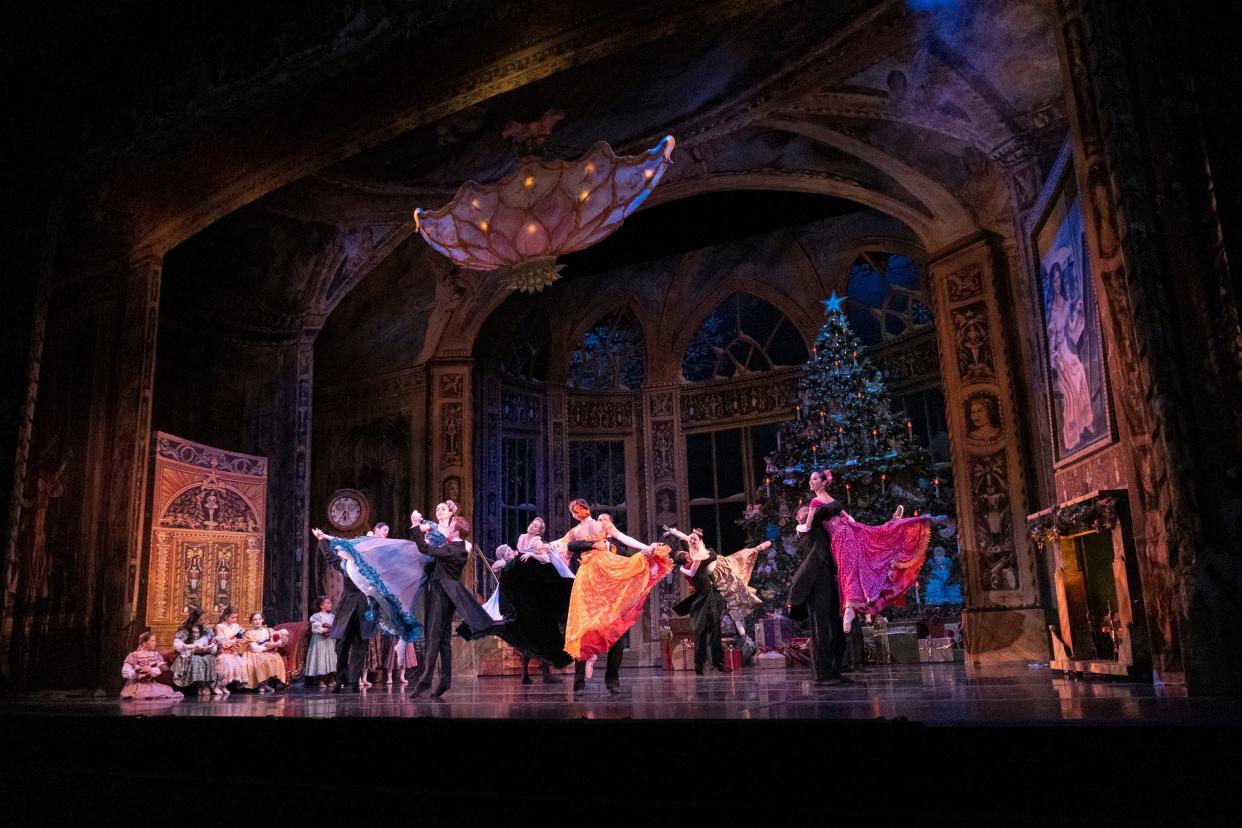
left=1029, top=140, right=1113, bottom=465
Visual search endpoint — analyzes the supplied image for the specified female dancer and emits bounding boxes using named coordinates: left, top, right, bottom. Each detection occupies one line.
left=311, top=527, right=430, bottom=646
left=797, top=469, right=940, bottom=632
left=666, top=527, right=767, bottom=636
left=171, top=606, right=219, bottom=697
left=669, top=529, right=726, bottom=674
left=562, top=499, right=671, bottom=693
left=214, top=606, right=248, bottom=693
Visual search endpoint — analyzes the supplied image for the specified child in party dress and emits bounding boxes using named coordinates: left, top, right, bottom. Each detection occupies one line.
left=120, top=632, right=183, bottom=701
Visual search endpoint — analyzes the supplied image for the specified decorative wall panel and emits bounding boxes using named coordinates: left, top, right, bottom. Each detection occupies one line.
left=145, top=433, right=267, bottom=640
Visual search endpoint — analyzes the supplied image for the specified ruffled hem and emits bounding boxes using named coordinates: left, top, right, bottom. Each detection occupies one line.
left=330, top=537, right=424, bottom=643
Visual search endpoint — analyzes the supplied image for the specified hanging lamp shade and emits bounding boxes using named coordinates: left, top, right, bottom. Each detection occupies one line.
left=413, top=135, right=675, bottom=292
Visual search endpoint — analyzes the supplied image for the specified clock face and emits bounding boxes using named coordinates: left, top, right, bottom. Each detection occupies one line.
left=328, top=492, right=364, bottom=530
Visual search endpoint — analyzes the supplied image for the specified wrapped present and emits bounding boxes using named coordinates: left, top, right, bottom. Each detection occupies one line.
left=661, top=638, right=675, bottom=671
left=755, top=651, right=786, bottom=670
left=784, top=636, right=812, bottom=667
left=669, top=617, right=694, bottom=636
left=885, top=630, right=919, bottom=663
left=756, top=614, right=795, bottom=652
left=670, top=638, right=696, bottom=670
left=918, top=637, right=954, bottom=663
left=721, top=643, right=742, bottom=672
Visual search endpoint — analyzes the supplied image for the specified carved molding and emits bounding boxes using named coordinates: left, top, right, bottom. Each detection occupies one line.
left=679, top=372, right=799, bottom=427
left=567, top=395, right=634, bottom=432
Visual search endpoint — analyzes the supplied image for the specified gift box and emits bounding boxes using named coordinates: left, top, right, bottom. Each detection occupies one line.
left=755, top=651, right=787, bottom=670
left=755, top=614, right=795, bottom=652
left=784, top=636, right=812, bottom=667
left=670, top=639, right=696, bottom=670
left=721, top=644, right=742, bottom=672
left=884, top=630, right=919, bottom=663
left=918, top=637, right=954, bottom=663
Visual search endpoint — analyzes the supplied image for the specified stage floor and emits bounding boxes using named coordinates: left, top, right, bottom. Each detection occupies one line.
left=4, top=662, right=1238, bottom=725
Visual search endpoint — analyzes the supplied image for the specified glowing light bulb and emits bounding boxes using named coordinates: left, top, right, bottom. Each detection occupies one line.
left=580, top=190, right=589, bottom=201
left=585, top=163, right=596, bottom=174
left=480, top=220, right=489, bottom=232
left=470, top=199, right=480, bottom=209
left=643, top=168, right=654, bottom=179
left=526, top=223, right=537, bottom=233
left=524, top=176, right=535, bottom=188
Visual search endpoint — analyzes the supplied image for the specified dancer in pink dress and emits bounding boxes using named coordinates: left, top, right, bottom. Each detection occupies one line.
left=797, top=469, right=940, bottom=632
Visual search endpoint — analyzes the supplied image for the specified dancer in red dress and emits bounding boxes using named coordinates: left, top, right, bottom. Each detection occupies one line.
left=797, top=469, right=939, bottom=632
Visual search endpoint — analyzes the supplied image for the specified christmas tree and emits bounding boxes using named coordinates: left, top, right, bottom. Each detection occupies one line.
left=741, top=292, right=958, bottom=618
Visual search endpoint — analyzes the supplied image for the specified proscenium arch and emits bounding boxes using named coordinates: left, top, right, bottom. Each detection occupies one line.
left=645, top=171, right=952, bottom=251
left=101, top=0, right=781, bottom=260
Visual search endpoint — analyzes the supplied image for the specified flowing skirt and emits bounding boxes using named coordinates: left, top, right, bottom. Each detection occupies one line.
left=328, top=537, right=430, bottom=643
left=710, top=547, right=763, bottom=625
left=828, top=515, right=932, bottom=613
left=172, top=653, right=217, bottom=688
left=367, top=633, right=397, bottom=670
left=564, top=546, right=672, bottom=660
left=121, top=680, right=183, bottom=700
left=496, top=556, right=576, bottom=668
left=305, top=635, right=337, bottom=677
left=215, top=652, right=249, bottom=686
left=244, top=651, right=288, bottom=688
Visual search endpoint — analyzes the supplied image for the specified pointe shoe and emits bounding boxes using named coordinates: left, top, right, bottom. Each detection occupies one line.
left=211, top=686, right=223, bottom=696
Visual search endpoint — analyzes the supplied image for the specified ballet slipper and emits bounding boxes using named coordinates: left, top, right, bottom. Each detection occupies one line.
left=211, top=685, right=223, bottom=696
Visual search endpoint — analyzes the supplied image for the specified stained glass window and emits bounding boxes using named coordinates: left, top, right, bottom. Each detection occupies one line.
left=501, top=309, right=550, bottom=382
left=568, top=441, right=628, bottom=532
left=567, top=308, right=646, bottom=391
left=682, top=294, right=808, bottom=382
left=845, top=253, right=932, bottom=347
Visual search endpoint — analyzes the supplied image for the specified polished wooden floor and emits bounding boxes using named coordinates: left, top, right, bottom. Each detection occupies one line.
left=3, top=664, right=1239, bottom=823
left=2, top=663, right=1236, bottom=724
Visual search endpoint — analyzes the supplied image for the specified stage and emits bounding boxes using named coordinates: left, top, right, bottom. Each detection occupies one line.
left=1, top=663, right=1234, bottom=725
left=2, top=663, right=1239, bottom=821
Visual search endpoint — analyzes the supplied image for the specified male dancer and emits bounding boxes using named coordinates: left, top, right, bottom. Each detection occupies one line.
left=313, top=528, right=379, bottom=692
left=562, top=500, right=670, bottom=695
left=409, top=511, right=493, bottom=698
left=670, top=529, right=726, bottom=674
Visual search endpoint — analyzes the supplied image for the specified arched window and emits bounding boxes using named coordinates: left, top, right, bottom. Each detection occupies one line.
left=682, top=293, right=808, bottom=382
left=501, top=309, right=550, bottom=382
left=844, top=253, right=932, bottom=347
left=567, top=308, right=647, bottom=390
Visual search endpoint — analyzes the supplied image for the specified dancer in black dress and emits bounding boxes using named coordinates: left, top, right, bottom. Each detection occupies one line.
left=670, top=529, right=726, bottom=674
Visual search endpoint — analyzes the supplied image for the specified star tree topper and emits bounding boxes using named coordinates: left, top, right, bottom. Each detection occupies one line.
left=821, top=291, right=847, bottom=315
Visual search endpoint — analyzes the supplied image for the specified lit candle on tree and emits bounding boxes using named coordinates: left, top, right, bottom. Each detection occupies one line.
left=881, top=473, right=887, bottom=496
left=845, top=482, right=851, bottom=508
left=934, top=478, right=940, bottom=498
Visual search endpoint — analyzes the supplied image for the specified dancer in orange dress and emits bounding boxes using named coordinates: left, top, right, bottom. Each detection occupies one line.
left=562, top=499, right=671, bottom=694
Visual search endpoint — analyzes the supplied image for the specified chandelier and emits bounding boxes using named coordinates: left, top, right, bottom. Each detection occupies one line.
left=413, top=113, right=675, bottom=293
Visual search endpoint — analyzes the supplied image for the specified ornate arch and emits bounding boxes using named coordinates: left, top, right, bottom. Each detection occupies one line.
left=679, top=291, right=810, bottom=382
left=565, top=304, right=649, bottom=391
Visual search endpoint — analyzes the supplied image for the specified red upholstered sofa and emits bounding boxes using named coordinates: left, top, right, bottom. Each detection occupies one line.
left=154, top=621, right=310, bottom=688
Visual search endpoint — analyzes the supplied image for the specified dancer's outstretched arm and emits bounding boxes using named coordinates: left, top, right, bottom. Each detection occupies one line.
left=662, top=525, right=692, bottom=542
left=605, top=523, right=651, bottom=552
